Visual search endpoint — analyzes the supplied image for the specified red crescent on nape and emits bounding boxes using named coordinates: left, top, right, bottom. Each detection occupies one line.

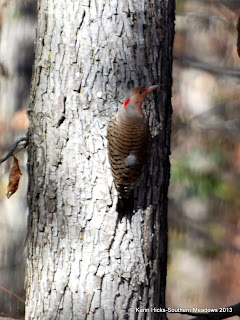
left=123, top=98, right=130, bottom=111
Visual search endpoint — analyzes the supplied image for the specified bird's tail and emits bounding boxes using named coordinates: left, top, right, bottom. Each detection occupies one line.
left=116, top=185, right=134, bottom=218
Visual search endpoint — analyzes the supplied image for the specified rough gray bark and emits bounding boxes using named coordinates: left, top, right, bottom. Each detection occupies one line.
left=25, top=0, right=174, bottom=319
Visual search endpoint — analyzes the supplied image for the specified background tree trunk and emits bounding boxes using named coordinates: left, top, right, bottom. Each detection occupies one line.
left=25, top=0, right=175, bottom=319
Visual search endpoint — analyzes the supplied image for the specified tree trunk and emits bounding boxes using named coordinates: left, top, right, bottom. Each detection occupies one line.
left=25, top=0, right=175, bottom=319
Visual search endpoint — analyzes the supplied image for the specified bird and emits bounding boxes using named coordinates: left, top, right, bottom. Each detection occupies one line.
left=107, top=85, right=158, bottom=215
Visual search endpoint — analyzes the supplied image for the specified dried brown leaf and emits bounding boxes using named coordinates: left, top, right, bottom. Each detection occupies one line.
left=6, top=156, right=22, bottom=198
left=0, top=62, right=8, bottom=78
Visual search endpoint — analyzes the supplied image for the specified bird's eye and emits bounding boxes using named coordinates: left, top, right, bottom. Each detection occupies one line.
left=139, top=90, right=143, bottom=94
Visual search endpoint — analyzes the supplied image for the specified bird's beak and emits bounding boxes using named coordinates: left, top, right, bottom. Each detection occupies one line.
left=146, top=85, right=159, bottom=93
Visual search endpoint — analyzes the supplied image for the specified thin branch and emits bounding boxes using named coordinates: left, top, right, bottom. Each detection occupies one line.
left=0, top=312, right=23, bottom=320
left=168, top=202, right=240, bottom=254
left=174, top=55, right=240, bottom=78
left=0, top=137, right=28, bottom=164
left=0, top=284, right=25, bottom=304
left=188, top=302, right=240, bottom=320
left=179, top=0, right=240, bottom=5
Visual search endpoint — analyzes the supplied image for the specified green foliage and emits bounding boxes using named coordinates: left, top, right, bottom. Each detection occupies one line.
left=171, top=150, right=235, bottom=201
left=196, top=240, right=222, bottom=258
left=175, top=0, right=185, bottom=13
left=197, top=223, right=225, bottom=258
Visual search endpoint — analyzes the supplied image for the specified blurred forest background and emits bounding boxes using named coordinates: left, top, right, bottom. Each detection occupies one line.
left=168, top=1, right=240, bottom=319
left=0, top=0, right=239, bottom=319
left=0, top=0, right=35, bottom=318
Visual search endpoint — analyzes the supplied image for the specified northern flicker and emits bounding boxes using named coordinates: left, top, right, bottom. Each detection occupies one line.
left=107, top=85, right=158, bottom=214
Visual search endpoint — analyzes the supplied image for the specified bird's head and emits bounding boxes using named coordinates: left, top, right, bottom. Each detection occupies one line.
left=123, top=85, right=158, bottom=117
